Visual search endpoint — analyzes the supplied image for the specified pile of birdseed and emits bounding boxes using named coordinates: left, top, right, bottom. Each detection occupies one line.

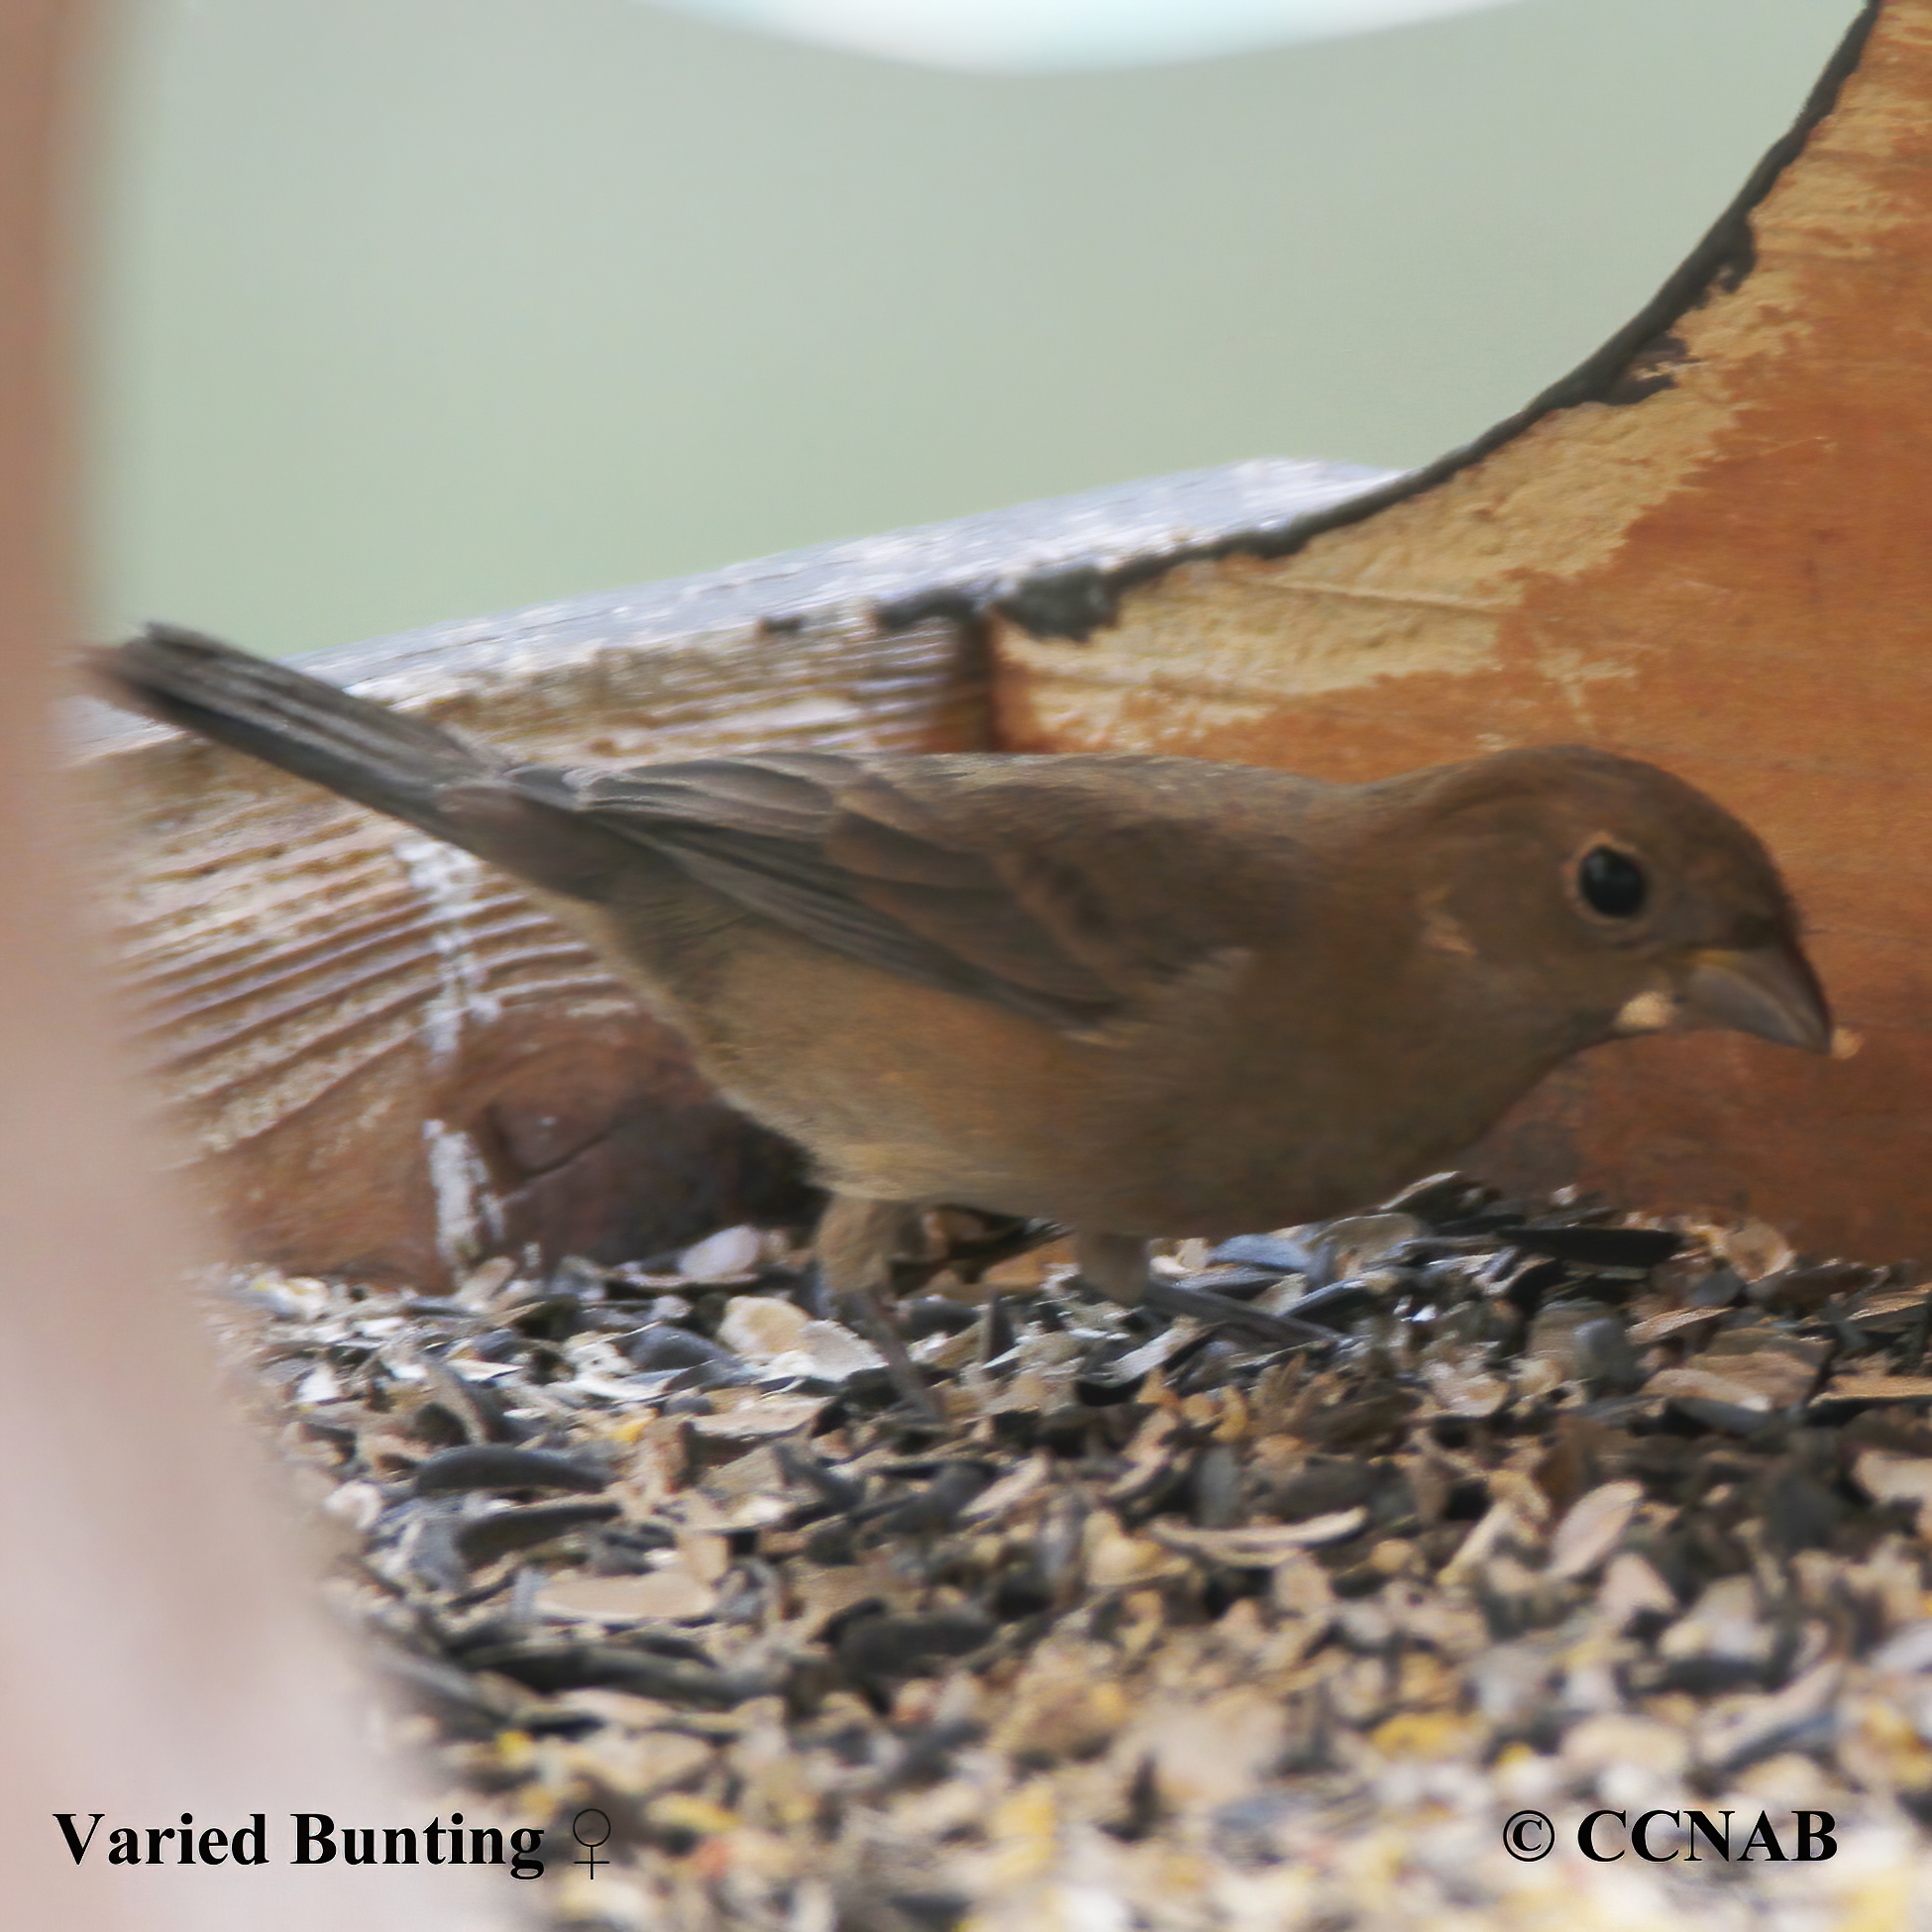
left=227, top=1175, right=1932, bottom=1931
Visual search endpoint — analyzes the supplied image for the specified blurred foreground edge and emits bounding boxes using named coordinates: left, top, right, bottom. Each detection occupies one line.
left=6, top=2, right=495, bottom=1928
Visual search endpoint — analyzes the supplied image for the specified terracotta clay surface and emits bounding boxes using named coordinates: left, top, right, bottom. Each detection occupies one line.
left=996, top=0, right=1926, bottom=1259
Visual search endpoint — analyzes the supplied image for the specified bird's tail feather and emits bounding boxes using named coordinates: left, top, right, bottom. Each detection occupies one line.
left=94, top=622, right=510, bottom=855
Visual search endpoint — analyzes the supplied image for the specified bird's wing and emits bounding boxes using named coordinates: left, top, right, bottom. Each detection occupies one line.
left=506, top=753, right=1222, bottom=1033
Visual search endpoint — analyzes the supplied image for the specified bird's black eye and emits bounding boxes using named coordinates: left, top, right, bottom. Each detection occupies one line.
left=1576, top=845, right=1648, bottom=919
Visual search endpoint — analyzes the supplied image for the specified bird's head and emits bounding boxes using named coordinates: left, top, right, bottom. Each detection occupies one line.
left=1382, top=745, right=1832, bottom=1058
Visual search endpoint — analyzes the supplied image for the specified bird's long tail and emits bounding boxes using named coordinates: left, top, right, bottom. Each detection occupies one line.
left=94, top=621, right=518, bottom=855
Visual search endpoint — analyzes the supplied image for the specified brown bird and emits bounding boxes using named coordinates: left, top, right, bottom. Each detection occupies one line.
left=96, top=623, right=1831, bottom=1413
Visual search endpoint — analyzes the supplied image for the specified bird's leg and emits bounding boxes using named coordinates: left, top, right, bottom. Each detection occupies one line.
left=814, top=1194, right=942, bottom=1424
left=1077, top=1227, right=1333, bottom=1350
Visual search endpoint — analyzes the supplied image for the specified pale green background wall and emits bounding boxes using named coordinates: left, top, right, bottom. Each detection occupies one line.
left=89, top=0, right=1859, bottom=657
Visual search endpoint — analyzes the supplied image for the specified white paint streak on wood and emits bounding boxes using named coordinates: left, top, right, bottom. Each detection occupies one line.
left=395, top=838, right=502, bottom=1062
left=423, top=1119, right=505, bottom=1271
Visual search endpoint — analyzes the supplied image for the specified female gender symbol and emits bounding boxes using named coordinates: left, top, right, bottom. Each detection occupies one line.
left=571, top=1807, right=612, bottom=1877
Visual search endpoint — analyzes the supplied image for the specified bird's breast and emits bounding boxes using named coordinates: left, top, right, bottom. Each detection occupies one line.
left=636, top=914, right=1559, bottom=1236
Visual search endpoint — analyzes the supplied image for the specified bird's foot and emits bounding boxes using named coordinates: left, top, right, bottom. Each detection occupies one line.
left=837, top=1285, right=945, bottom=1426
left=815, top=1195, right=944, bottom=1425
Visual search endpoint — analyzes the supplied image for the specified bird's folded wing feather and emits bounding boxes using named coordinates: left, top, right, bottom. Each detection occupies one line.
left=506, top=753, right=1220, bottom=1033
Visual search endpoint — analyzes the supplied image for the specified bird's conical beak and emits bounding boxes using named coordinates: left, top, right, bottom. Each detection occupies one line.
left=1677, top=942, right=1833, bottom=1054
